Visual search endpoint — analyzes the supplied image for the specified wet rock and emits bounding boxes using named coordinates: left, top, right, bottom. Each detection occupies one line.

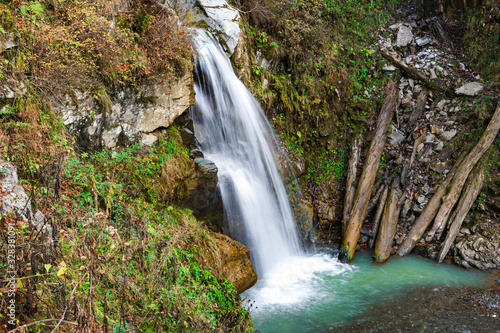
left=440, top=129, right=457, bottom=141
left=396, top=25, right=413, bottom=47
left=294, top=199, right=315, bottom=246
left=194, top=0, right=242, bottom=55
left=455, top=82, right=484, bottom=96
left=210, top=233, right=257, bottom=293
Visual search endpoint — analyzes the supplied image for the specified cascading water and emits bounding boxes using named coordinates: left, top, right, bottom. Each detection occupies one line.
left=190, top=31, right=301, bottom=276
left=190, top=29, right=350, bottom=306
left=189, top=31, right=492, bottom=333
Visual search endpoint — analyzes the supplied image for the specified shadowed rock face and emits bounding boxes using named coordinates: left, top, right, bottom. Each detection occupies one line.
left=210, top=233, right=257, bottom=294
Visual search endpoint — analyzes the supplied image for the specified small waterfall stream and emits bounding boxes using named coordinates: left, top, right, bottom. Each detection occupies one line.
left=190, top=31, right=301, bottom=276
left=189, top=31, right=492, bottom=332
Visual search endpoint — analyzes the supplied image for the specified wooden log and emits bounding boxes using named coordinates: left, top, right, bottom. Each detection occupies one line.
left=373, top=177, right=400, bottom=263
left=425, top=103, right=500, bottom=241
left=436, top=160, right=486, bottom=263
left=396, top=151, right=466, bottom=256
left=340, top=81, right=398, bottom=262
left=366, top=180, right=385, bottom=219
left=342, top=138, right=360, bottom=234
left=407, top=91, right=428, bottom=131
left=368, top=184, right=389, bottom=249
left=380, top=49, right=455, bottom=98
left=398, top=103, right=500, bottom=256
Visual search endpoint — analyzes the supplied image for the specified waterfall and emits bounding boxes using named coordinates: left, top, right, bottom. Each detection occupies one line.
left=190, top=31, right=301, bottom=276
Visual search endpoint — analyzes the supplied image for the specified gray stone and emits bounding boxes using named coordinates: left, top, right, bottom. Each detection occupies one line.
left=415, top=36, right=432, bottom=46
left=53, top=71, right=195, bottom=150
left=396, top=25, right=413, bottom=47
left=430, top=69, right=437, bottom=80
left=140, top=133, right=158, bottom=146
left=0, top=162, right=47, bottom=231
left=435, top=141, right=444, bottom=152
left=383, top=65, right=397, bottom=71
left=455, top=82, right=484, bottom=96
left=454, top=224, right=500, bottom=270
left=388, top=125, right=406, bottom=146
left=436, top=99, right=450, bottom=111
left=440, top=129, right=457, bottom=141
left=196, top=0, right=241, bottom=55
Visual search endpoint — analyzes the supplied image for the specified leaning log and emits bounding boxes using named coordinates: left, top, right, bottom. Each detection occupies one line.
left=396, top=152, right=466, bottom=256
left=340, top=81, right=398, bottom=262
left=380, top=49, right=455, bottom=98
left=436, top=160, right=486, bottom=263
left=398, top=102, right=500, bottom=256
left=342, top=138, right=360, bottom=234
left=373, top=177, right=400, bottom=263
left=369, top=184, right=389, bottom=249
left=425, top=103, right=500, bottom=241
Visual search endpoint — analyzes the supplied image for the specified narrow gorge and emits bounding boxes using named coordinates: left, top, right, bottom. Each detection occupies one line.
left=0, top=0, right=499, bottom=332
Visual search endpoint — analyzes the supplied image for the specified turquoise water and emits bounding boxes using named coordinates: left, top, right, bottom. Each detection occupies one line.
left=243, top=250, right=490, bottom=333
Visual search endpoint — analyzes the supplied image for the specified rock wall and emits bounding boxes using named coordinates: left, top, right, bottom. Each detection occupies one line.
left=52, top=72, right=194, bottom=150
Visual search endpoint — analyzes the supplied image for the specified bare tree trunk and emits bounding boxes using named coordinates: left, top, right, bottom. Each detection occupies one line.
left=373, top=177, right=401, bottom=263
left=425, top=103, right=500, bottom=241
left=436, top=160, right=487, bottom=263
left=340, top=81, right=398, bottom=262
left=396, top=152, right=465, bottom=256
left=398, top=102, right=500, bottom=256
left=369, top=184, right=389, bottom=249
left=342, top=138, right=360, bottom=234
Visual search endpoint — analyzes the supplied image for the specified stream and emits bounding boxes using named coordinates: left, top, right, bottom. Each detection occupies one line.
left=244, top=250, right=493, bottom=333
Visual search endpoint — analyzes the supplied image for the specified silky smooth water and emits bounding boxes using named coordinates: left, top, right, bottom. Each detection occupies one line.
left=190, top=31, right=301, bottom=276
left=244, top=250, right=490, bottom=333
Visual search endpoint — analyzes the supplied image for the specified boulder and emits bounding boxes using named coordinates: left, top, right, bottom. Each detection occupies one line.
left=455, top=82, right=484, bottom=96
left=396, top=25, right=413, bottom=47
left=210, top=233, right=258, bottom=293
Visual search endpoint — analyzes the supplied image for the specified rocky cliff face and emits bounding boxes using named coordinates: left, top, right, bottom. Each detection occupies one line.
left=52, top=72, right=194, bottom=150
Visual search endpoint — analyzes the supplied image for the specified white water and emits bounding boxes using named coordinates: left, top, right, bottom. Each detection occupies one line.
left=190, top=31, right=350, bottom=311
